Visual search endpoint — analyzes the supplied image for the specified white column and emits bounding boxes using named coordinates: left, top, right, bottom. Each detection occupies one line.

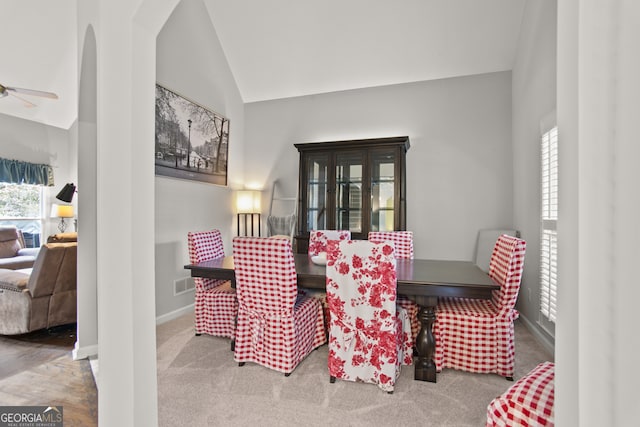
left=557, top=1, right=640, bottom=425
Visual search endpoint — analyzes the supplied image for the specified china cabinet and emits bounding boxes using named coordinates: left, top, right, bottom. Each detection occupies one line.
left=294, top=136, right=409, bottom=253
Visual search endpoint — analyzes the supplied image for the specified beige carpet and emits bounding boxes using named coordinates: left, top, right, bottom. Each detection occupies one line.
left=156, top=312, right=552, bottom=427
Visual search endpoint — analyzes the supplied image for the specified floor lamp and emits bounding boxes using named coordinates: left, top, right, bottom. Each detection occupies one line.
left=236, top=190, right=261, bottom=236
left=55, top=182, right=77, bottom=232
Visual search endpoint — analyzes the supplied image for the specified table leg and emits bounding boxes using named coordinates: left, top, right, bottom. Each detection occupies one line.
left=413, top=295, right=437, bottom=382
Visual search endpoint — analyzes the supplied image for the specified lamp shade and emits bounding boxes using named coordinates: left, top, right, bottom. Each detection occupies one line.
left=51, top=204, right=74, bottom=218
left=56, top=183, right=76, bottom=203
left=236, top=190, right=261, bottom=214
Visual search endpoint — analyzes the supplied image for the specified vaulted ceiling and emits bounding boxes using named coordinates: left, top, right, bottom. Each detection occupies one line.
left=0, top=1, right=76, bottom=130
left=203, top=0, right=526, bottom=103
left=0, top=0, right=525, bottom=130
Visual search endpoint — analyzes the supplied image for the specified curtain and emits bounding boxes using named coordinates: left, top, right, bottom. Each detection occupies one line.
left=0, top=157, right=54, bottom=186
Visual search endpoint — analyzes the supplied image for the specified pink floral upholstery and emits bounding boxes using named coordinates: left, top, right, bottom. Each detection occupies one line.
left=434, top=234, right=526, bottom=378
left=326, top=239, right=413, bottom=393
left=368, top=231, right=420, bottom=340
left=487, top=362, right=555, bottom=426
left=308, top=229, right=351, bottom=257
left=187, top=230, right=238, bottom=339
left=232, top=237, right=326, bottom=375
left=306, top=230, right=351, bottom=334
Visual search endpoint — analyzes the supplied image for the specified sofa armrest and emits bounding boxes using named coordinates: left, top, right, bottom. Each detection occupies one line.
left=17, top=247, right=40, bottom=257
left=0, top=269, right=30, bottom=292
left=47, top=232, right=77, bottom=243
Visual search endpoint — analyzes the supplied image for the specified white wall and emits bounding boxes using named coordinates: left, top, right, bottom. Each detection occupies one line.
left=154, top=0, right=245, bottom=318
left=511, top=0, right=557, bottom=348
left=78, top=0, right=170, bottom=424
left=557, top=1, right=640, bottom=425
left=74, top=21, right=98, bottom=360
left=244, top=72, right=514, bottom=260
left=0, top=113, right=77, bottom=237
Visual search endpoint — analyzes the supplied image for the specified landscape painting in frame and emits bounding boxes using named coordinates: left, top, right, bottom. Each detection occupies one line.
left=155, top=83, right=229, bottom=186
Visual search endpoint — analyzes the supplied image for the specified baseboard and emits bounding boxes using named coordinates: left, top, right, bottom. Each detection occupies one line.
left=73, top=305, right=193, bottom=362
left=518, top=314, right=555, bottom=357
left=72, top=342, right=98, bottom=361
left=155, top=303, right=194, bottom=325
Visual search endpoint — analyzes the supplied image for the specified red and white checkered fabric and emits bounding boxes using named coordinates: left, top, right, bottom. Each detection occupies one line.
left=368, top=231, right=414, bottom=259
left=232, top=237, right=326, bottom=374
left=326, top=240, right=413, bottom=393
left=187, top=230, right=238, bottom=338
left=368, top=231, right=420, bottom=340
left=308, top=229, right=351, bottom=257
left=434, top=234, right=526, bottom=378
left=486, top=362, right=555, bottom=426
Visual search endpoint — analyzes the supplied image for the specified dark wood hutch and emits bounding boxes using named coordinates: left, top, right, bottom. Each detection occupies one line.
left=294, top=136, right=409, bottom=253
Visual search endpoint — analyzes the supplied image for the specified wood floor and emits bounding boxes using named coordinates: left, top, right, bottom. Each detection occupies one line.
left=0, top=324, right=98, bottom=426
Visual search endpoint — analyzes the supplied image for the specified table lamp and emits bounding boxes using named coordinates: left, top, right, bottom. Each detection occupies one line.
left=51, top=204, right=74, bottom=233
left=236, top=190, right=261, bottom=236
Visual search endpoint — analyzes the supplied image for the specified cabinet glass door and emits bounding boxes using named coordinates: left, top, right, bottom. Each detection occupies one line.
left=305, top=153, right=329, bottom=231
left=335, top=152, right=364, bottom=233
left=370, top=150, right=396, bottom=232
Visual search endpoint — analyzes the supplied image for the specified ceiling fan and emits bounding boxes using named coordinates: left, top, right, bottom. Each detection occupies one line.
left=0, top=83, right=58, bottom=108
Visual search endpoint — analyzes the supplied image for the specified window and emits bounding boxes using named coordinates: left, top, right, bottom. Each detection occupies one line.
left=0, top=183, right=43, bottom=247
left=540, top=125, right=558, bottom=326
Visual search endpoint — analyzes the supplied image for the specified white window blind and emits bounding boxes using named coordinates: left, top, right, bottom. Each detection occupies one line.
left=540, top=126, right=558, bottom=322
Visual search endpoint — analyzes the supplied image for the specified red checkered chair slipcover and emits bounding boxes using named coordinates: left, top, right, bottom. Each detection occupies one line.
left=326, top=239, right=413, bottom=393
left=187, top=230, right=238, bottom=340
left=434, top=234, right=526, bottom=378
left=368, top=231, right=421, bottom=340
left=486, top=361, right=555, bottom=426
left=232, top=237, right=326, bottom=375
left=306, top=230, right=351, bottom=334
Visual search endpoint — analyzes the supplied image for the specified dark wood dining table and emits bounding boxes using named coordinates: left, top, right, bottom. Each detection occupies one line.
left=185, top=253, right=499, bottom=383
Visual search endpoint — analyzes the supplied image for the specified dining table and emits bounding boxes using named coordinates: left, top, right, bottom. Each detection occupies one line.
left=184, top=253, right=499, bottom=383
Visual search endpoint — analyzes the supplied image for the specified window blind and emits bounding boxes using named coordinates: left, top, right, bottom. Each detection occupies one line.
left=540, top=126, right=558, bottom=322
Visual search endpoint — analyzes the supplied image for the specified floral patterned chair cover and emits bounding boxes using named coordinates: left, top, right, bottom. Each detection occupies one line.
left=368, top=231, right=421, bottom=341
left=306, top=230, right=351, bottom=334
left=187, top=230, right=238, bottom=341
left=232, top=237, right=326, bottom=375
left=434, top=234, right=526, bottom=379
left=308, top=229, right=351, bottom=257
left=326, top=239, right=413, bottom=393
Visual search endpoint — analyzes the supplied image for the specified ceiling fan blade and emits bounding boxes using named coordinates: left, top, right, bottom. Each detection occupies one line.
left=7, top=86, right=58, bottom=99
left=8, top=92, right=36, bottom=108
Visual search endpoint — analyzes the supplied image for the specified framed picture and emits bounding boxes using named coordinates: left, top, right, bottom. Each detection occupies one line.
left=154, top=83, right=229, bottom=186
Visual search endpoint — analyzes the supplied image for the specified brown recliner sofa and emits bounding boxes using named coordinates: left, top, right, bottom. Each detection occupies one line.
left=47, top=232, right=78, bottom=244
left=0, top=226, right=40, bottom=270
left=0, top=240, right=77, bottom=335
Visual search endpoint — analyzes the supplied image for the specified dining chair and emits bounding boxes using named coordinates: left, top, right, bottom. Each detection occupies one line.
left=326, top=239, right=413, bottom=393
left=306, top=229, right=351, bottom=334
left=187, top=230, right=238, bottom=346
left=434, top=234, right=526, bottom=379
left=232, top=236, right=326, bottom=375
left=308, top=229, right=351, bottom=257
left=486, top=361, right=555, bottom=426
left=474, top=228, right=520, bottom=273
left=368, top=231, right=421, bottom=341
